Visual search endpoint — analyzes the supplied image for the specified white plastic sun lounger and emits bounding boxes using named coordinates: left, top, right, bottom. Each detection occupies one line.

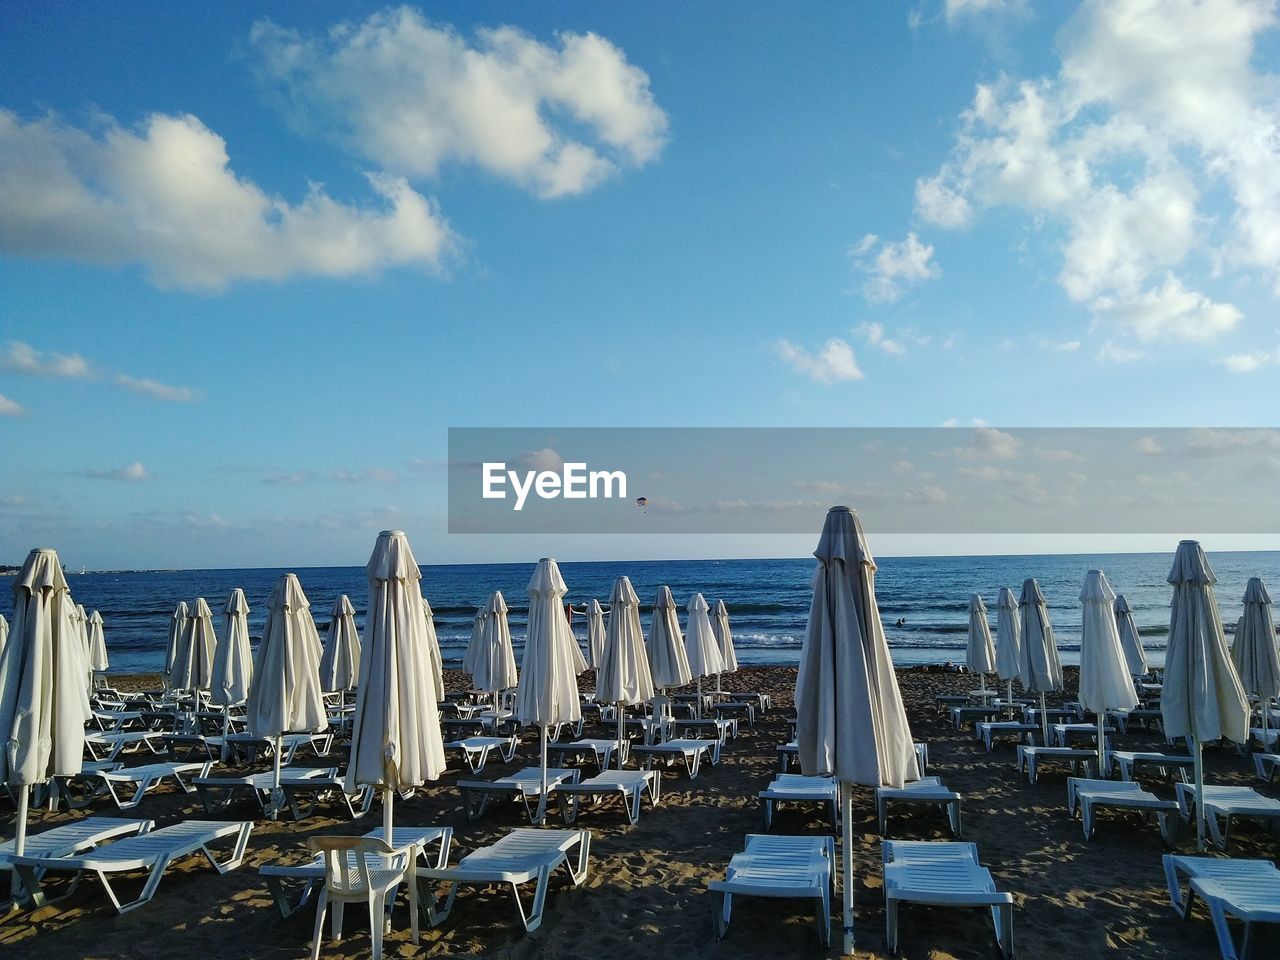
left=10, top=819, right=252, bottom=914
left=1175, top=783, right=1280, bottom=851
left=882, top=840, right=1012, bottom=959
left=759, top=775, right=839, bottom=831
left=1, top=817, right=153, bottom=903
left=1253, top=753, right=1279, bottom=783
left=632, top=738, right=717, bottom=779
left=259, top=826, right=453, bottom=919
left=876, top=777, right=963, bottom=838
left=455, top=767, right=580, bottom=822
left=1108, top=751, right=1194, bottom=783
left=83, top=730, right=168, bottom=762
left=708, top=834, right=834, bottom=947
left=557, top=769, right=661, bottom=825
left=546, top=738, right=620, bottom=774
left=1163, top=855, right=1280, bottom=960
left=976, top=721, right=1039, bottom=751
left=444, top=735, right=519, bottom=773
left=78, top=760, right=214, bottom=810
left=416, top=827, right=591, bottom=933
left=1016, top=745, right=1094, bottom=783
left=1067, top=778, right=1179, bottom=846
left=193, top=766, right=373, bottom=820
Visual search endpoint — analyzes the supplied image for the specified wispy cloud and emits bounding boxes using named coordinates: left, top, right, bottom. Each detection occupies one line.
left=953, top=426, right=1020, bottom=460
left=849, top=232, right=941, bottom=304
left=83, top=460, right=149, bottom=481
left=0, top=341, right=92, bottom=378
left=1217, top=347, right=1279, bottom=373
left=1031, top=335, right=1081, bottom=353
left=855, top=321, right=907, bottom=355
left=114, top=374, right=199, bottom=403
left=773, top=338, right=864, bottom=383
left=0, top=392, right=26, bottom=417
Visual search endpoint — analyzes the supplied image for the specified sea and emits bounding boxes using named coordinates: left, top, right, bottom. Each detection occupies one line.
left=9, top=551, right=1277, bottom=677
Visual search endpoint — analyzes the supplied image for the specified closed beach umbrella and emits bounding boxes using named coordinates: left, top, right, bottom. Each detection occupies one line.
left=1113, top=594, right=1148, bottom=677
left=211, top=588, right=252, bottom=714
left=966, top=594, right=997, bottom=694
left=73, top=605, right=90, bottom=692
left=597, top=576, right=655, bottom=769
left=347, top=530, right=445, bottom=841
left=463, top=607, right=487, bottom=677
left=567, top=606, right=589, bottom=675
left=171, top=598, right=217, bottom=692
left=86, top=610, right=108, bottom=675
left=0, top=614, right=8, bottom=661
left=1163, top=540, right=1249, bottom=850
left=795, top=507, right=917, bottom=954
left=515, top=558, right=583, bottom=823
left=1018, top=578, right=1064, bottom=744
left=711, top=599, right=738, bottom=694
left=586, top=599, right=607, bottom=669
left=246, top=573, right=328, bottom=817
left=0, top=548, right=90, bottom=863
left=647, top=585, right=692, bottom=704
left=319, top=595, right=361, bottom=693
left=164, top=601, right=189, bottom=690
left=1078, top=570, right=1139, bottom=777
left=470, top=591, right=518, bottom=705
left=684, top=593, right=723, bottom=713
left=995, top=587, right=1021, bottom=703
left=422, top=598, right=445, bottom=703
left=1232, top=577, right=1279, bottom=749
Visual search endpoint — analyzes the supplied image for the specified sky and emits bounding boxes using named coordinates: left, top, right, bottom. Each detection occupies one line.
left=2, top=0, right=1280, bottom=569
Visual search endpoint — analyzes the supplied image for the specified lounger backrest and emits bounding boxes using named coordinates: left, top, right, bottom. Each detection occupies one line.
left=309, top=836, right=402, bottom=897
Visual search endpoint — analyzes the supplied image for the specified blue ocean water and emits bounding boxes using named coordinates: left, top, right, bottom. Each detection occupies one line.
left=7, top=551, right=1277, bottom=676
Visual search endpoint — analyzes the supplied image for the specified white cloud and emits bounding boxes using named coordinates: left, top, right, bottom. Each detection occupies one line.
left=1134, top=436, right=1163, bottom=456
left=0, top=392, right=26, bottom=417
left=890, top=459, right=914, bottom=473
left=1217, top=347, right=1279, bottom=372
left=83, top=460, right=148, bottom=481
left=0, top=109, right=454, bottom=290
left=917, top=0, right=1280, bottom=348
left=946, top=0, right=1025, bottom=21
left=1096, top=340, right=1145, bottom=362
left=0, top=341, right=92, bottom=378
left=1031, top=335, right=1081, bottom=352
left=114, top=374, right=198, bottom=403
left=250, top=9, right=668, bottom=200
left=955, top=426, right=1020, bottom=460
left=773, top=338, right=864, bottom=383
left=850, top=232, right=941, bottom=304
left=855, top=321, right=907, bottom=355
left=520, top=448, right=566, bottom=472
left=1184, top=428, right=1280, bottom=457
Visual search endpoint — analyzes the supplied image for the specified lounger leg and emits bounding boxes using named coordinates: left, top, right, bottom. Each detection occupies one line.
left=949, top=800, right=962, bottom=839
left=886, top=896, right=900, bottom=955
left=1204, top=896, right=1243, bottom=960
left=1162, top=856, right=1193, bottom=918
left=709, top=888, right=730, bottom=939
left=628, top=786, right=642, bottom=825
left=1082, top=800, right=1095, bottom=841
left=512, top=866, right=550, bottom=932
left=762, top=798, right=774, bottom=831
left=417, top=876, right=459, bottom=928
left=877, top=795, right=887, bottom=834
left=994, top=902, right=1014, bottom=959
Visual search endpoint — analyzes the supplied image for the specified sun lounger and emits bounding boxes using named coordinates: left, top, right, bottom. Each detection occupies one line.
left=881, top=839, right=1013, bottom=959
left=193, top=766, right=373, bottom=820
left=712, top=700, right=756, bottom=726
left=416, top=827, right=591, bottom=933
left=456, top=767, right=581, bottom=822
left=1051, top=722, right=1115, bottom=747
left=221, top=732, right=332, bottom=765
left=876, top=776, right=963, bottom=838
left=160, top=733, right=225, bottom=762
left=1253, top=752, right=1280, bottom=783
left=260, top=826, right=453, bottom=919
left=445, top=735, right=519, bottom=773
left=1175, top=783, right=1280, bottom=851
left=720, top=690, right=772, bottom=712
left=1, top=817, right=153, bottom=903
left=546, top=738, right=619, bottom=774
left=1016, top=745, right=1094, bottom=783
left=934, top=694, right=970, bottom=713
left=976, top=721, right=1039, bottom=751
left=708, top=834, right=834, bottom=946
left=632, top=738, right=716, bottom=779
left=951, top=705, right=1002, bottom=729
left=83, top=730, right=168, bottom=762
left=1067, top=778, right=1178, bottom=846
left=10, top=819, right=252, bottom=914
left=557, top=770, right=661, bottom=825
left=78, top=760, right=213, bottom=810
left=1108, top=750, right=1194, bottom=783
left=1163, top=855, right=1280, bottom=960
left=673, top=717, right=739, bottom=743
left=759, top=774, right=839, bottom=831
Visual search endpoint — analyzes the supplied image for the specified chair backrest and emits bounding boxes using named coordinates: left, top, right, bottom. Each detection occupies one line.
left=308, top=836, right=400, bottom=897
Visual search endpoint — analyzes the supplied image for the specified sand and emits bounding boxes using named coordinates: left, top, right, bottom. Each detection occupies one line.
left=2, top=665, right=1276, bottom=959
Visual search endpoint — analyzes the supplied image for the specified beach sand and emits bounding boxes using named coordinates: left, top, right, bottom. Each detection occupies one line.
left=2, top=665, right=1275, bottom=959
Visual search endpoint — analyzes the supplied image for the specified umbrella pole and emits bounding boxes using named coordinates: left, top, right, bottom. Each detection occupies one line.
left=841, top=786, right=854, bottom=955
left=1193, top=737, right=1205, bottom=853
left=1006, top=679, right=1013, bottom=705
left=1097, top=712, right=1106, bottom=779
left=9, top=787, right=29, bottom=901
left=980, top=672, right=987, bottom=696
left=696, top=675, right=703, bottom=718
left=537, top=724, right=549, bottom=825
left=270, top=735, right=283, bottom=821
left=716, top=671, right=722, bottom=695
left=617, top=708, right=626, bottom=770
left=383, top=787, right=394, bottom=844
left=1039, top=691, right=1049, bottom=746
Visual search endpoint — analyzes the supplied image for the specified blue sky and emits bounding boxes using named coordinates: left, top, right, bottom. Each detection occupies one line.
left=2, top=1, right=1279, bottom=568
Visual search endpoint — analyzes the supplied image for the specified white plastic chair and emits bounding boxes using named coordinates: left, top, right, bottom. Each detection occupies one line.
left=308, top=836, right=416, bottom=960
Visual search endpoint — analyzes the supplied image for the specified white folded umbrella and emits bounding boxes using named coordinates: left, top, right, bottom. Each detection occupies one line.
left=566, top=603, right=589, bottom=675
left=470, top=590, right=518, bottom=700
left=319, top=595, right=361, bottom=693
left=1018, top=578, right=1064, bottom=743
left=87, top=610, right=109, bottom=674
left=171, top=597, right=217, bottom=692
left=73, top=604, right=90, bottom=693
left=0, top=548, right=91, bottom=863
left=246, top=573, right=328, bottom=817
left=684, top=593, right=723, bottom=712
left=1232, top=576, right=1279, bottom=748
left=711, top=599, right=738, bottom=693
left=515, top=558, right=583, bottom=823
left=0, top=613, right=8, bottom=662
left=1113, top=594, right=1148, bottom=678
left=211, top=588, right=252, bottom=711
left=1162, top=540, right=1249, bottom=850
left=164, top=601, right=189, bottom=690
left=347, top=531, right=445, bottom=841
left=586, top=599, right=607, bottom=669
left=647, top=585, right=692, bottom=698
left=995, top=586, right=1021, bottom=702
left=1078, top=570, right=1140, bottom=776
left=965, top=594, right=997, bottom=691
left=463, top=607, right=487, bottom=676
left=422, top=597, right=445, bottom=703
left=795, top=507, right=917, bottom=954
left=597, top=576, right=655, bottom=769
